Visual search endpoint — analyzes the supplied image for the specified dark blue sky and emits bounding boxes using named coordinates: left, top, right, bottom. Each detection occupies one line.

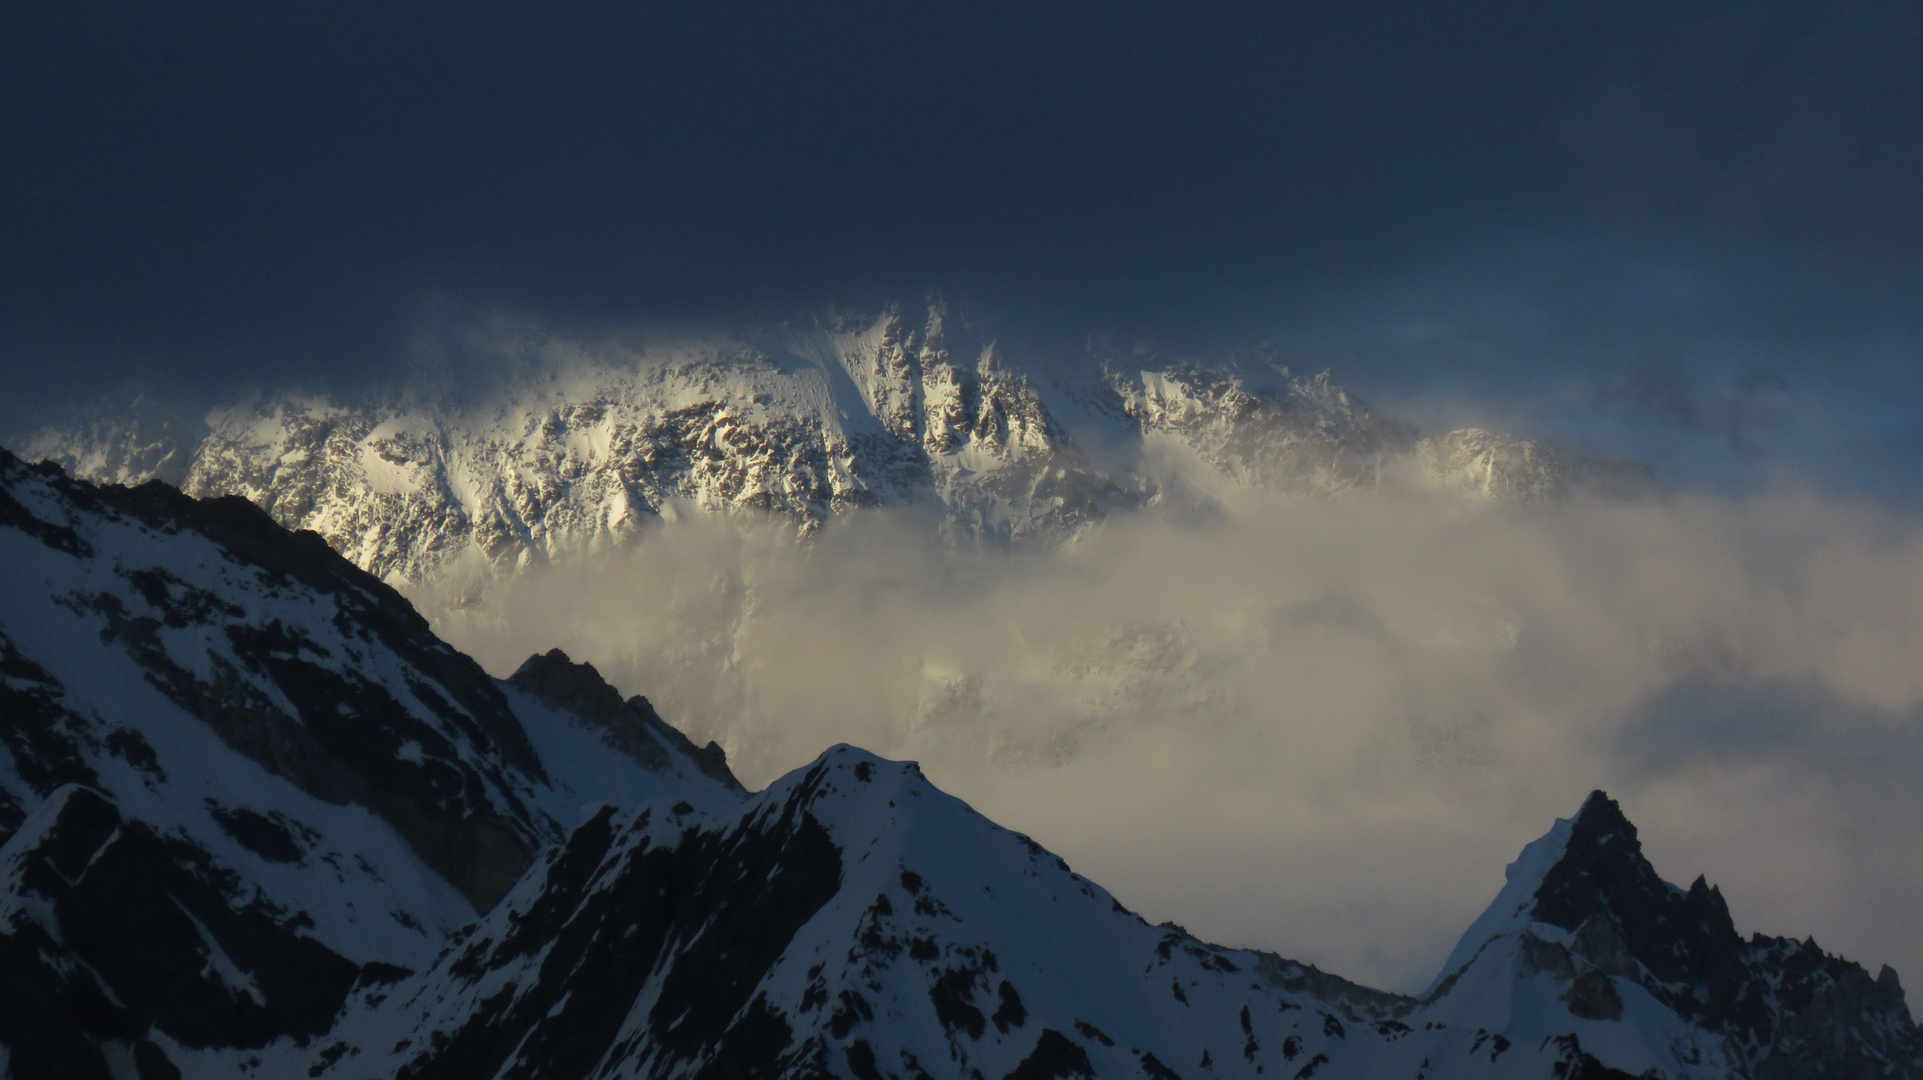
left=5, top=1, right=1920, bottom=495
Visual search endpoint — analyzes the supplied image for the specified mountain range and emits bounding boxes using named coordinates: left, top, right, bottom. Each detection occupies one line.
left=17, top=303, right=1650, bottom=585
left=2, top=442, right=1916, bottom=1078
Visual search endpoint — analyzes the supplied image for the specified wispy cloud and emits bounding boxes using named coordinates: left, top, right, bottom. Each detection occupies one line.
left=415, top=477, right=1923, bottom=995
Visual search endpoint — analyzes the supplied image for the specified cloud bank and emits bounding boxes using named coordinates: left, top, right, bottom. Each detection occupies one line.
left=414, top=477, right=1923, bottom=998
left=8, top=2, right=1920, bottom=444
left=7, top=0, right=1917, bottom=1012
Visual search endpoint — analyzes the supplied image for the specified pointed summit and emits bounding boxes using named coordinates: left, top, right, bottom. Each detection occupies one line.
left=1429, top=790, right=1754, bottom=1002
left=1572, top=787, right=1632, bottom=831
left=1531, top=790, right=1744, bottom=991
left=506, top=648, right=747, bottom=794
left=1535, top=792, right=1662, bottom=923
left=1427, top=791, right=1922, bottom=1075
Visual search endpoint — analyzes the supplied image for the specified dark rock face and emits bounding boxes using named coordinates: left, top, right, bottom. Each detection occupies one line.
left=507, top=648, right=634, bottom=727
left=76, top=465, right=539, bottom=775
left=1533, top=792, right=1747, bottom=993
left=628, top=694, right=748, bottom=795
left=0, top=450, right=549, bottom=909
left=0, top=787, right=365, bottom=1079
left=1535, top=791, right=1923, bottom=1076
left=386, top=763, right=843, bottom=1080
left=1004, top=1030, right=1093, bottom=1080
left=1546, top=1034, right=1649, bottom=1080
left=1562, top=970, right=1624, bottom=1022
left=206, top=801, right=310, bottom=863
left=0, top=473, right=91, bottom=556
left=508, top=647, right=748, bottom=794
left=0, top=627, right=100, bottom=842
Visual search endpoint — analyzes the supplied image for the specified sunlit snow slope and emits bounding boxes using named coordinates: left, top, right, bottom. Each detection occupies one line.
left=21, top=303, right=1650, bottom=584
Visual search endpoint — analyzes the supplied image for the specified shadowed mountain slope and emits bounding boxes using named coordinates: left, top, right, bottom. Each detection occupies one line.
left=1, top=455, right=1910, bottom=1080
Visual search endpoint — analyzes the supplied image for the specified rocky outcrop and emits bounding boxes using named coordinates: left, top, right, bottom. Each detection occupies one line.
left=507, top=648, right=745, bottom=794
left=1528, top=792, right=1921, bottom=1078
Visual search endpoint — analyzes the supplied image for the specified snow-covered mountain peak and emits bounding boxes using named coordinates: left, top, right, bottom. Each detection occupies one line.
left=3, top=463, right=1919, bottom=1077
left=17, top=304, right=1652, bottom=586
left=1430, top=791, right=1671, bottom=985
left=274, top=752, right=1921, bottom=1080
left=506, top=647, right=748, bottom=796
left=1422, top=789, right=1918, bottom=1076
left=1427, top=805, right=1579, bottom=994
left=1110, top=359, right=1415, bottom=496
left=0, top=450, right=748, bottom=1074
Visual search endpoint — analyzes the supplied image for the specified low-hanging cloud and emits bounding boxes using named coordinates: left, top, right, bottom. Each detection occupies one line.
left=413, top=479, right=1923, bottom=1001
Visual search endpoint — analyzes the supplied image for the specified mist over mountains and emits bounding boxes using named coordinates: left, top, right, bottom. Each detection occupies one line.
left=20, top=302, right=1649, bottom=586
left=5, top=4, right=1921, bottom=1074
left=14, top=308, right=1923, bottom=1006
left=2, top=448, right=1919, bottom=1079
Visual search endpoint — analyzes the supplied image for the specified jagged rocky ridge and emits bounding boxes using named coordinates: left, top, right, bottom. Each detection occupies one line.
left=0, top=450, right=739, bottom=1077
left=3, top=454, right=1911, bottom=1080
left=19, top=303, right=1650, bottom=584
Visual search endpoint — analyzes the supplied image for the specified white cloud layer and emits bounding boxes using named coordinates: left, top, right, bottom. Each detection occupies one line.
left=413, top=480, right=1923, bottom=999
